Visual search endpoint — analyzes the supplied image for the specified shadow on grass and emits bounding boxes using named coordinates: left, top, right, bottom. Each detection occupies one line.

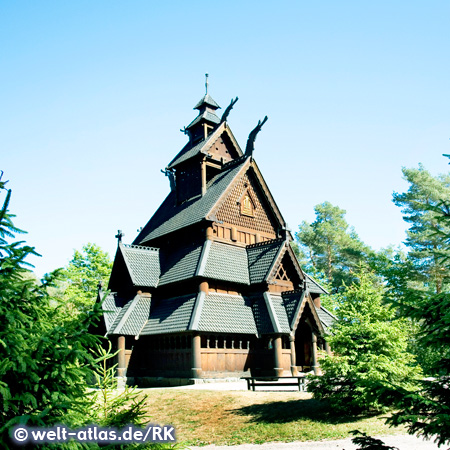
left=231, top=398, right=378, bottom=425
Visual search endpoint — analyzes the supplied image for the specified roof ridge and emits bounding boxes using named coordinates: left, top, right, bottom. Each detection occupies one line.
left=281, top=288, right=304, bottom=295
left=246, top=237, right=284, bottom=249
left=222, top=154, right=248, bottom=170
left=319, top=305, right=338, bottom=320
left=122, top=243, right=159, bottom=252
left=167, top=122, right=226, bottom=169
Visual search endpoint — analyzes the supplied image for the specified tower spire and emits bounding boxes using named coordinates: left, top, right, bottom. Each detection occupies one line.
left=184, top=75, right=221, bottom=142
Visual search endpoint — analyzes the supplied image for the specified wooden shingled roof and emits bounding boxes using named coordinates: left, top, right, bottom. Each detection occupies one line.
left=102, top=289, right=333, bottom=338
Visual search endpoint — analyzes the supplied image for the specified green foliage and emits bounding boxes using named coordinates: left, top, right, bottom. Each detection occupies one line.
left=296, top=201, right=372, bottom=293
left=0, top=176, right=178, bottom=450
left=308, top=268, right=421, bottom=414
left=89, top=343, right=149, bottom=429
left=59, top=243, right=112, bottom=315
left=81, top=344, right=180, bottom=450
left=386, top=286, right=450, bottom=447
left=393, top=165, right=450, bottom=294
left=0, top=176, right=102, bottom=446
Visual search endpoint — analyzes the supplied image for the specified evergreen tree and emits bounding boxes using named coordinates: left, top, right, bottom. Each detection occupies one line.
left=308, top=268, right=421, bottom=414
left=0, top=174, right=102, bottom=446
left=296, top=201, right=372, bottom=293
left=393, top=164, right=450, bottom=294
left=384, top=195, right=450, bottom=447
left=0, top=175, right=177, bottom=449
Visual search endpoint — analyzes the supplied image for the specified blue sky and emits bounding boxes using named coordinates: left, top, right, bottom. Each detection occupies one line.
left=2, top=1, right=449, bottom=277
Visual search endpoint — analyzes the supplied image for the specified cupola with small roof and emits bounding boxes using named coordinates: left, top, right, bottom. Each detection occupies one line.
left=184, top=74, right=221, bottom=143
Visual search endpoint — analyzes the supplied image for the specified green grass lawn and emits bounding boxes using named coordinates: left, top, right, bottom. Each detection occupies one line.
left=143, top=389, right=404, bottom=447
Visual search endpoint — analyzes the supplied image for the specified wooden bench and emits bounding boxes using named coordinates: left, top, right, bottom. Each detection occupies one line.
left=243, top=376, right=306, bottom=392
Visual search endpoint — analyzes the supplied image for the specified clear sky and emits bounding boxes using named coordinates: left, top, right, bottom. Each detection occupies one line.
left=2, top=1, right=449, bottom=277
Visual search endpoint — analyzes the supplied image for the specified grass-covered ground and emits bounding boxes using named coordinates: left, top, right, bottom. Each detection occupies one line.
left=143, top=390, right=404, bottom=447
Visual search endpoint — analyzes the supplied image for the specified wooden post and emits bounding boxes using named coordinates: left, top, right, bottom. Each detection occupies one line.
left=289, top=334, right=298, bottom=376
left=117, top=335, right=126, bottom=377
left=201, top=161, right=206, bottom=196
left=199, top=280, right=209, bottom=294
left=191, top=280, right=208, bottom=379
left=191, top=333, right=202, bottom=378
left=313, top=295, right=321, bottom=309
left=311, top=332, right=319, bottom=375
left=273, top=335, right=283, bottom=377
left=324, top=340, right=332, bottom=356
left=206, top=226, right=214, bottom=240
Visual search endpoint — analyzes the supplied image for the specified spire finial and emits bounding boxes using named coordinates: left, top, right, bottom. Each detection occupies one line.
left=205, top=73, right=209, bottom=94
left=115, top=229, right=125, bottom=243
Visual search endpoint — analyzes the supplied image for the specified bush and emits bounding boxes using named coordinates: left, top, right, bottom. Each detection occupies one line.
left=308, top=268, right=421, bottom=413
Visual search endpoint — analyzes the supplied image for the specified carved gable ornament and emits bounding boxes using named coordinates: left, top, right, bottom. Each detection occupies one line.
left=239, top=188, right=256, bottom=217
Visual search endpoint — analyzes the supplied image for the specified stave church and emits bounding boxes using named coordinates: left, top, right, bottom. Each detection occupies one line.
left=99, top=78, right=336, bottom=384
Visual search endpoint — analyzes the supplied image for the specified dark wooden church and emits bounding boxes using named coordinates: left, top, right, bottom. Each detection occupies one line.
left=100, top=81, right=336, bottom=383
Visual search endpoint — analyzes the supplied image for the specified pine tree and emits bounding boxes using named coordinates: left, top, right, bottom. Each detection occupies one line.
left=393, top=164, right=450, bottom=294
left=0, top=174, right=101, bottom=445
left=296, top=201, right=372, bottom=293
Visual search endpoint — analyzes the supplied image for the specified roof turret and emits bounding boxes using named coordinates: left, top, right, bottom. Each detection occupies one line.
left=185, top=74, right=221, bottom=142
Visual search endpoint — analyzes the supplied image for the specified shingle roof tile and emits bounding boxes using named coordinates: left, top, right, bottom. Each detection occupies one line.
left=102, top=292, right=123, bottom=332
left=109, top=299, right=134, bottom=333
left=305, top=273, right=328, bottom=294
left=121, top=244, right=160, bottom=287
left=197, top=293, right=258, bottom=334
left=281, top=291, right=303, bottom=325
left=269, top=294, right=291, bottom=333
left=251, top=295, right=274, bottom=335
left=158, top=243, right=203, bottom=286
left=141, top=294, right=197, bottom=335
left=202, top=241, right=249, bottom=284
left=114, top=295, right=151, bottom=336
left=186, top=110, right=220, bottom=129
left=247, top=239, right=284, bottom=283
left=316, top=305, right=337, bottom=331
left=194, top=94, right=220, bottom=110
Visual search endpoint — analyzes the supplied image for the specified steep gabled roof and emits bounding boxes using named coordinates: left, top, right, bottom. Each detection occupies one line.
left=167, top=122, right=243, bottom=169
left=135, top=157, right=249, bottom=244
left=102, top=292, right=125, bottom=332
left=186, top=110, right=220, bottom=129
left=290, top=291, right=325, bottom=335
left=120, top=244, right=160, bottom=286
left=268, top=294, right=292, bottom=333
left=247, top=239, right=285, bottom=283
left=111, top=295, right=151, bottom=336
left=102, top=292, right=151, bottom=337
left=108, top=243, right=159, bottom=292
left=136, top=155, right=288, bottom=245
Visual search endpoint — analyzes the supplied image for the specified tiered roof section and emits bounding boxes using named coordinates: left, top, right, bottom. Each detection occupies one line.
left=102, top=288, right=331, bottom=338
